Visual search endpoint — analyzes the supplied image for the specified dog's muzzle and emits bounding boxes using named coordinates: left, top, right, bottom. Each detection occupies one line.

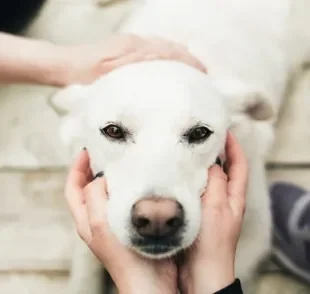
left=128, top=156, right=224, bottom=256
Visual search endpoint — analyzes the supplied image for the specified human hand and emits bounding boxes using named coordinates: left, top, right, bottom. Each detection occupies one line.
left=179, top=132, right=248, bottom=294
left=60, top=34, right=206, bottom=86
left=65, top=149, right=177, bottom=294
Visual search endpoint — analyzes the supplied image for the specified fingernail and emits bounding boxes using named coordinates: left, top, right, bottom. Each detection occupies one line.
left=215, top=157, right=222, bottom=167
left=94, top=171, right=104, bottom=179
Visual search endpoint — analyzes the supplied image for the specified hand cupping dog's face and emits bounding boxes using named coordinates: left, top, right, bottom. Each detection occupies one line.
left=51, top=60, right=273, bottom=258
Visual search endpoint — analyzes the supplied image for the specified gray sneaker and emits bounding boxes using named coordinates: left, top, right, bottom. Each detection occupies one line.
left=270, top=182, right=310, bottom=284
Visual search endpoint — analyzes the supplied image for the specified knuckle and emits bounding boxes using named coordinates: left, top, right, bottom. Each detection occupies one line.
left=237, top=201, right=246, bottom=216
left=210, top=172, right=228, bottom=182
left=209, top=202, right=225, bottom=213
left=210, top=206, right=228, bottom=219
left=89, top=219, right=105, bottom=234
left=241, top=202, right=247, bottom=215
left=211, top=205, right=223, bottom=214
left=220, top=173, right=228, bottom=181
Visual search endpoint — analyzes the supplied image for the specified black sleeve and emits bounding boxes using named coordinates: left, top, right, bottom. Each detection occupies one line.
left=0, top=0, right=47, bottom=34
left=214, top=279, right=243, bottom=294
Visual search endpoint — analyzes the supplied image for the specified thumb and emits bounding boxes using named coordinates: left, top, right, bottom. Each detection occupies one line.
left=203, top=165, right=228, bottom=207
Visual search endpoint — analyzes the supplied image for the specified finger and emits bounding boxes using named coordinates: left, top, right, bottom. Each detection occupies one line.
left=147, top=36, right=189, bottom=54
left=102, top=50, right=169, bottom=73
left=84, top=178, right=108, bottom=236
left=225, top=132, right=248, bottom=211
left=203, top=164, right=228, bottom=207
left=177, top=54, right=207, bottom=73
left=172, top=47, right=207, bottom=73
left=144, top=42, right=207, bottom=73
left=65, top=149, right=90, bottom=208
left=100, top=52, right=144, bottom=74
left=226, top=132, right=248, bottom=193
left=86, top=167, right=94, bottom=184
left=65, top=149, right=91, bottom=239
left=66, top=149, right=91, bottom=188
left=145, top=38, right=207, bottom=73
left=102, top=46, right=207, bottom=76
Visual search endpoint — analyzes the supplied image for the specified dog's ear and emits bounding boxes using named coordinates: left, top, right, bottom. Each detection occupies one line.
left=48, top=85, right=89, bottom=155
left=213, top=79, right=274, bottom=121
left=48, top=84, right=88, bottom=116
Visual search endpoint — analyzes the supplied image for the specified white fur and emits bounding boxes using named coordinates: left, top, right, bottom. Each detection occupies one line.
left=24, top=0, right=310, bottom=293
left=54, top=63, right=273, bottom=294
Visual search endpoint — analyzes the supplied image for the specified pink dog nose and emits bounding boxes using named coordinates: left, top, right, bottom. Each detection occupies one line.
left=131, top=198, right=184, bottom=238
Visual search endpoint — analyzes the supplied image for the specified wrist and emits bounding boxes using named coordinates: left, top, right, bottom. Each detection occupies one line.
left=192, top=258, right=235, bottom=294
left=116, top=264, right=176, bottom=294
left=113, top=262, right=152, bottom=294
left=35, top=43, right=73, bottom=87
left=118, top=276, right=172, bottom=294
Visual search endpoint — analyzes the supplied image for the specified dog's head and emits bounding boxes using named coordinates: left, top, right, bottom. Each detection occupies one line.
left=51, top=60, right=273, bottom=258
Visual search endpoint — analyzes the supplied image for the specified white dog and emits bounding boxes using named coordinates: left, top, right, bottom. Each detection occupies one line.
left=46, top=0, right=310, bottom=293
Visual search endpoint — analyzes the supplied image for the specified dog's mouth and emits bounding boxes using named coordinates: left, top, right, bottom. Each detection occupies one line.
left=131, top=236, right=182, bottom=257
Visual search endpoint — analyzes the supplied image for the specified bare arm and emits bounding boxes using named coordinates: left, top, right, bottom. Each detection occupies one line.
left=0, top=32, right=69, bottom=86
left=0, top=33, right=206, bottom=87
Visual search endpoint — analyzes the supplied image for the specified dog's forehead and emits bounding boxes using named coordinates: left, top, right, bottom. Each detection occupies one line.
left=87, top=61, right=227, bottom=128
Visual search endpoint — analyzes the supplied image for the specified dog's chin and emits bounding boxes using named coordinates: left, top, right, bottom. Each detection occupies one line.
left=131, top=245, right=183, bottom=259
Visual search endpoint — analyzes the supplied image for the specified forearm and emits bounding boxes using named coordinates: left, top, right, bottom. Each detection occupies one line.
left=0, top=32, right=70, bottom=86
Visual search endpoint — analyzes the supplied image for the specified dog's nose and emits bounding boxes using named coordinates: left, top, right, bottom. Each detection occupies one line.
left=131, top=198, right=184, bottom=238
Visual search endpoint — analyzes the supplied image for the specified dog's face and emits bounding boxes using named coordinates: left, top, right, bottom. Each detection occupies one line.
left=52, top=60, right=273, bottom=258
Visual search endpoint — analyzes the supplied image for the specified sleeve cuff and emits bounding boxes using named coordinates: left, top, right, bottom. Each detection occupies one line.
left=214, top=279, right=243, bottom=294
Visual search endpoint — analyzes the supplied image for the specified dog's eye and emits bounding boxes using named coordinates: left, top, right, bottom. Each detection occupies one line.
left=187, top=126, right=213, bottom=144
left=100, top=124, right=125, bottom=140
